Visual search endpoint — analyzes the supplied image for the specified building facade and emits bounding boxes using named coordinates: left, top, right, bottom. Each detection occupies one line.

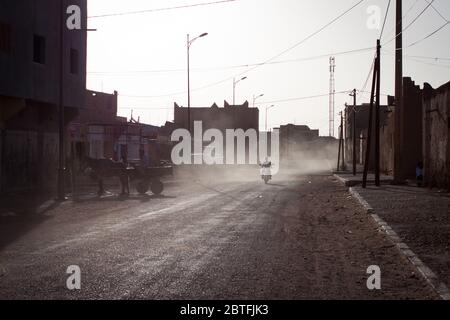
left=0, top=0, right=87, bottom=193
left=422, top=81, right=450, bottom=188
left=277, top=124, right=336, bottom=167
left=345, top=78, right=450, bottom=188
left=344, top=103, right=390, bottom=172
left=174, top=100, right=259, bottom=133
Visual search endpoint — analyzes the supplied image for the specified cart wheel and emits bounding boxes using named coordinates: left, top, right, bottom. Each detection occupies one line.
left=136, top=180, right=150, bottom=194
left=151, top=180, right=164, bottom=195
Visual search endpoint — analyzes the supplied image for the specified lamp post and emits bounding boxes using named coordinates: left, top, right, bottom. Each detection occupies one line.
left=233, top=76, right=247, bottom=105
left=265, top=105, right=275, bottom=132
left=187, top=32, right=208, bottom=133
left=253, top=93, right=264, bottom=108
left=349, top=89, right=357, bottom=176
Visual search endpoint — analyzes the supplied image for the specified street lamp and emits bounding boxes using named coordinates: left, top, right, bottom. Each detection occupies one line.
left=233, top=76, right=247, bottom=105
left=253, top=93, right=264, bottom=108
left=265, top=105, right=275, bottom=132
left=187, top=32, right=208, bottom=133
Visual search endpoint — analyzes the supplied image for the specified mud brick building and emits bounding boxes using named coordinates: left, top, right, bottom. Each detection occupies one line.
left=174, top=100, right=259, bottom=133
left=69, top=90, right=122, bottom=161
left=422, top=81, right=450, bottom=188
left=345, top=77, right=450, bottom=188
left=173, top=100, right=260, bottom=165
left=344, top=103, right=390, bottom=171
left=0, top=0, right=87, bottom=193
left=277, top=124, right=337, bottom=166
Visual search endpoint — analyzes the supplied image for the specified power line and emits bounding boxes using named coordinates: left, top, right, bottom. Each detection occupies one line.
left=384, top=0, right=421, bottom=36
left=424, top=0, right=449, bottom=23
left=87, top=46, right=375, bottom=77
left=256, top=91, right=350, bottom=105
left=357, top=90, right=389, bottom=97
left=407, top=57, right=450, bottom=69
left=404, top=54, right=450, bottom=61
left=395, top=0, right=449, bottom=49
left=88, top=0, right=237, bottom=19
left=406, top=21, right=449, bottom=48
left=381, top=49, right=450, bottom=66
left=357, top=54, right=376, bottom=104
left=120, top=89, right=395, bottom=111
left=118, top=0, right=367, bottom=99
left=383, top=0, right=436, bottom=45
left=238, top=0, right=367, bottom=74
left=379, top=0, right=392, bottom=40
left=119, top=91, right=351, bottom=110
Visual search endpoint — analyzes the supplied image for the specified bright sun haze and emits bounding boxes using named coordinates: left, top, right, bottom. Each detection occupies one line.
left=86, top=0, right=450, bottom=134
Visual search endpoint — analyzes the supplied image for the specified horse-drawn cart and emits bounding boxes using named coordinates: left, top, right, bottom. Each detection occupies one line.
left=127, top=164, right=173, bottom=195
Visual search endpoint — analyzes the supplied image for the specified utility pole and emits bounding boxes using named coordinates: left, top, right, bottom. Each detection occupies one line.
left=187, top=34, right=191, bottom=133
left=349, top=89, right=357, bottom=175
left=375, top=40, right=381, bottom=186
left=57, top=0, right=65, bottom=200
left=337, top=111, right=344, bottom=171
left=341, top=111, right=345, bottom=167
left=394, top=0, right=403, bottom=183
left=362, top=44, right=379, bottom=189
left=329, top=57, right=336, bottom=137
left=363, top=40, right=382, bottom=188
left=0, top=126, right=5, bottom=194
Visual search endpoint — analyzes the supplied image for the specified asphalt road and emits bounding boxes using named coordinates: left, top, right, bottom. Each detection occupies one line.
left=0, top=171, right=438, bottom=299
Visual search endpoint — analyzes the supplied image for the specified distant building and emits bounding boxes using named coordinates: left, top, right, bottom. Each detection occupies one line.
left=69, top=90, right=124, bottom=162
left=276, top=124, right=336, bottom=166
left=344, top=103, right=391, bottom=171
left=69, top=90, right=168, bottom=166
left=173, top=100, right=259, bottom=133
left=173, top=101, right=260, bottom=164
left=0, top=0, right=87, bottom=193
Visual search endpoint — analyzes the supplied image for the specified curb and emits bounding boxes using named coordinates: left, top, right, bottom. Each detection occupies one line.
left=348, top=186, right=450, bottom=300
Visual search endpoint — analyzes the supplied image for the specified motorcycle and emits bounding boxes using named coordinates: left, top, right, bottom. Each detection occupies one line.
left=260, top=161, right=272, bottom=184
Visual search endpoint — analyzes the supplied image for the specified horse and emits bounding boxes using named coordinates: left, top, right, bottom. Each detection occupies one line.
left=80, top=157, right=130, bottom=196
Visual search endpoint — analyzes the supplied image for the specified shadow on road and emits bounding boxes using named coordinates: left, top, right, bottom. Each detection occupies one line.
left=266, top=183, right=286, bottom=187
left=71, top=192, right=177, bottom=204
left=0, top=192, right=59, bottom=250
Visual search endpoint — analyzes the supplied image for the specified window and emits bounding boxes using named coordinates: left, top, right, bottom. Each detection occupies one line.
left=33, top=34, right=45, bottom=64
left=0, top=22, right=11, bottom=53
left=70, top=48, right=79, bottom=74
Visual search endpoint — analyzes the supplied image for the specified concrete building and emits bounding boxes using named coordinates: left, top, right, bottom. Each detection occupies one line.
left=0, top=0, right=87, bottom=193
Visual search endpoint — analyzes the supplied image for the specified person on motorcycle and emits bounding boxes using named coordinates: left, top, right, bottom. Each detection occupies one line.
left=260, top=157, right=272, bottom=184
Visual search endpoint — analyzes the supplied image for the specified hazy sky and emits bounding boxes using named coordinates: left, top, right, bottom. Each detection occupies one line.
left=86, top=0, right=450, bottom=135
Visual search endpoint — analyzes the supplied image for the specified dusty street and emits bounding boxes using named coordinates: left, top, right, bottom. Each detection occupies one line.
left=0, top=171, right=438, bottom=299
